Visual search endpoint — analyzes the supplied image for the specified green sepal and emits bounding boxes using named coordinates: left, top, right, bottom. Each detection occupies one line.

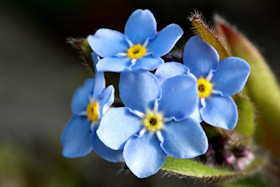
left=161, top=156, right=266, bottom=183
left=189, top=12, right=230, bottom=60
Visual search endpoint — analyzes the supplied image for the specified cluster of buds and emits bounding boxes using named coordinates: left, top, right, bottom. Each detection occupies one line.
left=200, top=133, right=254, bottom=171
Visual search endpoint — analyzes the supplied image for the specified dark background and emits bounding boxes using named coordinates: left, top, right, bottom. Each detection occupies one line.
left=0, top=0, right=279, bottom=186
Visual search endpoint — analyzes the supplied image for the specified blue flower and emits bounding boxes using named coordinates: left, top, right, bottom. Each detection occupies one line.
left=155, top=36, right=251, bottom=130
left=96, top=71, right=208, bottom=178
left=87, top=9, right=183, bottom=72
left=60, top=52, right=123, bottom=162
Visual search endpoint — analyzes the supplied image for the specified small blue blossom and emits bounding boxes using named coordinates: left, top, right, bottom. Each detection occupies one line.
left=87, top=9, right=183, bottom=72
left=155, top=36, right=251, bottom=130
left=96, top=71, right=208, bottom=178
left=60, top=52, right=123, bottom=162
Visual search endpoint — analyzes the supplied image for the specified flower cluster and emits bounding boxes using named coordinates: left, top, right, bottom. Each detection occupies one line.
left=61, top=9, right=250, bottom=178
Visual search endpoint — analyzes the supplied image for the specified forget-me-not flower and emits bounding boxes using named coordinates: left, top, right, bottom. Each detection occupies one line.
left=155, top=36, right=251, bottom=130
left=61, top=52, right=123, bottom=162
left=87, top=9, right=183, bottom=72
left=97, top=71, right=208, bottom=178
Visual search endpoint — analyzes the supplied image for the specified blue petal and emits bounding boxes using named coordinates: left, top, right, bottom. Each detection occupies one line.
left=160, top=118, right=208, bottom=158
left=97, top=107, right=142, bottom=150
left=158, top=74, right=198, bottom=120
left=155, top=62, right=189, bottom=86
left=125, top=9, right=156, bottom=45
left=88, top=29, right=129, bottom=57
left=119, top=71, right=161, bottom=112
left=61, top=115, right=92, bottom=158
left=211, top=57, right=251, bottom=96
left=189, top=102, right=203, bottom=123
left=91, top=126, right=124, bottom=162
left=183, top=36, right=219, bottom=78
left=71, top=78, right=93, bottom=114
left=131, top=56, right=164, bottom=71
left=96, top=57, right=131, bottom=72
left=98, top=85, right=115, bottom=116
left=123, top=132, right=167, bottom=178
left=147, top=24, right=183, bottom=57
left=201, top=95, right=238, bottom=130
left=92, top=52, right=105, bottom=99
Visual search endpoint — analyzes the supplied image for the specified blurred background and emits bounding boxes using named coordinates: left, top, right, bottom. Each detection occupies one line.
left=0, top=0, right=279, bottom=186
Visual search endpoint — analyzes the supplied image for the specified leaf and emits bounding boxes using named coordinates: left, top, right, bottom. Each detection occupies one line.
left=233, top=94, right=255, bottom=138
left=189, top=12, right=229, bottom=60
left=215, top=18, right=280, bottom=158
left=161, top=156, right=266, bottom=183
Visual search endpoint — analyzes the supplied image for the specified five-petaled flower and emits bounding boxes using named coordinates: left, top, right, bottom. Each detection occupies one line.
left=155, top=36, right=251, bottom=130
left=87, top=9, right=183, bottom=72
left=97, top=71, right=208, bottom=178
left=61, top=52, right=123, bottom=162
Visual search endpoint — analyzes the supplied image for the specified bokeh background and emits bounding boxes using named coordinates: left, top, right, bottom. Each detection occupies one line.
left=0, top=0, right=280, bottom=186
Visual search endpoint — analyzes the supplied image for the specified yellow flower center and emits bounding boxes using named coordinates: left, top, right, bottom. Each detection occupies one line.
left=143, top=112, right=163, bottom=131
left=197, top=78, right=212, bottom=98
left=127, top=44, right=146, bottom=59
left=86, top=102, right=99, bottom=122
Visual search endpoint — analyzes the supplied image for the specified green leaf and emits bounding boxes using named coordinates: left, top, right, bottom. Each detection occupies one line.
left=215, top=18, right=280, bottom=158
left=161, top=156, right=265, bottom=183
left=189, top=12, right=229, bottom=60
left=233, top=94, right=255, bottom=138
